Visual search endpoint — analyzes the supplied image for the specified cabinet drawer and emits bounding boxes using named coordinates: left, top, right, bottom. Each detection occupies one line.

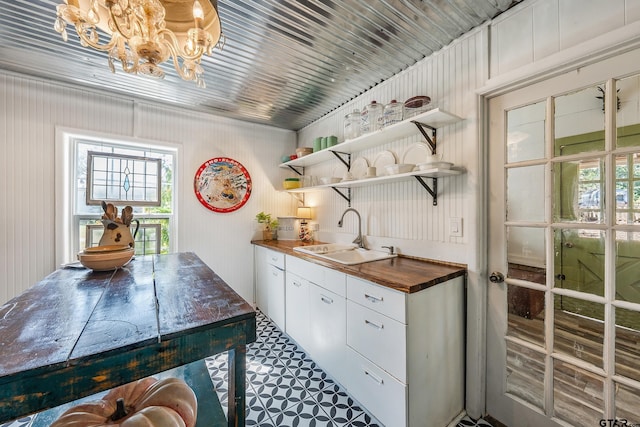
left=257, top=246, right=285, bottom=269
left=287, top=255, right=346, bottom=297
left=343, top=347, right=407, bottom=427
left=347, top=300, right=406, bottom=382
left=346, top=276, right=406, bottom=323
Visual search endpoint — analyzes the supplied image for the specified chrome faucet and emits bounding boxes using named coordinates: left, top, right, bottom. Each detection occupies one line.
left=338, top=207, right=365, bottom=249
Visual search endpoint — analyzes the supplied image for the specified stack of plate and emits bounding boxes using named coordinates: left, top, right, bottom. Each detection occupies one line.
left=77, top=245, right=134, bottom=271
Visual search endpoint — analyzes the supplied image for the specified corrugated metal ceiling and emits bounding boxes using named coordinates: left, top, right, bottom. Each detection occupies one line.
left=0, top=0, right=519, bottom=130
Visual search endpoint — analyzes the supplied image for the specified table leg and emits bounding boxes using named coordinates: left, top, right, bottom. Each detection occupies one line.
left=227, top=345, right=246, bottom=427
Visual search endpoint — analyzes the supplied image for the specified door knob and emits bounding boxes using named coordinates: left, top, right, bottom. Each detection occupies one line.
left=489, top=271, right=505, bottom=283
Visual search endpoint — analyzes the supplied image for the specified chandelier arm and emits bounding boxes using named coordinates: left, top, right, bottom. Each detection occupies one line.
left=158, top=28, right=206, bottom=62
left=161, top=40, right=198, bottom=81
left=73, top=23, right=117, bottom=52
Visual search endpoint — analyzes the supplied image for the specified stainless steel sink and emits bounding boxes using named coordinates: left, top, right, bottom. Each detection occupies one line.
left=293, top=244, right=397, bottom=265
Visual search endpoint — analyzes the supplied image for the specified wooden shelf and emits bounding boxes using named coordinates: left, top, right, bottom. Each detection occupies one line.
left=279, top=108, right=463, bottom=170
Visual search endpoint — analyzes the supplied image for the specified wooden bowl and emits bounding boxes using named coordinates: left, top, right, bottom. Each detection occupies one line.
left=78, top=247, right=134, bottom=271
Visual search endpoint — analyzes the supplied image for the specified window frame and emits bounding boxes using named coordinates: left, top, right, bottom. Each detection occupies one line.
left=55, top=128, right=180, bottom=265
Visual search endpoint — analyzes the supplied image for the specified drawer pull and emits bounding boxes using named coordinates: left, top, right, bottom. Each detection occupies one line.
left=364, top=369, right=384, bottom=385
left=364, top=319, right=384, bottom=330
left=293, top=281, right=302, bottom=288
left=271, top=256, right=279, bottom=262
left=320, top=295, right=334, bottom=304
left=364, top=293, right=383, bottom=303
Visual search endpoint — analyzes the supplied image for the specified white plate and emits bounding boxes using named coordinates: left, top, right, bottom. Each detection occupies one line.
left=332, top=163, right=347, bottom=180
left=402, top=142, right=432, bottom=165
left=417, top=161, right=453, bottom=170
left=372, top=150, right=397, bottom=176
left=350, top=157, right=369, bottom=180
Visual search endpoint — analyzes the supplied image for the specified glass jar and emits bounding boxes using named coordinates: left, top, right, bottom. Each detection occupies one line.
left=360, top=101, right=383, bottom=134
left=382, top=99, right=404, bottom=127
left=343, top=109, right=361, bottom=140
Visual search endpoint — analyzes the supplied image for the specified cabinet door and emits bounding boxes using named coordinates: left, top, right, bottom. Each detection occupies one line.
left=308, top=284, right=346, bottom=381
left=266, top=263, right=285, bottom=330
left=255, top=247, right=269, bottom=313
left=285, top=272, right=311, bottom=351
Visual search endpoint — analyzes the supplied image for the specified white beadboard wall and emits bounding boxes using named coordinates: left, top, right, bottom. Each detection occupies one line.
left=296, top=27, right=486, bottom=418
left=0, top=73, right=296, bottom=304
left=297, top=29, right=484, bottom=265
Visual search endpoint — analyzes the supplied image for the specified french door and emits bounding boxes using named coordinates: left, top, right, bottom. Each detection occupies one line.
left=487, top=50, right=640, bottom=426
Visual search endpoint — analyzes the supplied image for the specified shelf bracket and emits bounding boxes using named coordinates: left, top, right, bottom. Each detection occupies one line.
left=414, top=176, right=438, bottom=206
left=286, top=165, right=304, bottom=176
left=412, top=121, right=437, bottom=154
left=331, top=151, right=351, bottom=170
left=331, top=187, right=351, bottom=205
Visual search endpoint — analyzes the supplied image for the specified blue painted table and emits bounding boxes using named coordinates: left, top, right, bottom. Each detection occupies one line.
left=0, top=252, right=256, bottom=427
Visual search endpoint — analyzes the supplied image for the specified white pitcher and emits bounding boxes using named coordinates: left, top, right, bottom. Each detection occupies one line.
left=98, top=219, right=140, bottom=248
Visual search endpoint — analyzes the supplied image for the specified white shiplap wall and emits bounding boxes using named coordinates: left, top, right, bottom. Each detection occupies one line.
left=297, top=28, right=484, bottom=265
left=296, top=27, right=486, bottom=417
left=0, top=73, right=296, bottom=304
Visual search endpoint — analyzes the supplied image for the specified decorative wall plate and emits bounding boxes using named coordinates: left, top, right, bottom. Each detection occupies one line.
left=194, top=157, right=252, bottom=213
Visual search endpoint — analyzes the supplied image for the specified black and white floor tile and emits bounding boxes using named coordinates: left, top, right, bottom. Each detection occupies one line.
left=2, top=309, right=495, bottom=427
left=203, top=310, right=495, bottom=427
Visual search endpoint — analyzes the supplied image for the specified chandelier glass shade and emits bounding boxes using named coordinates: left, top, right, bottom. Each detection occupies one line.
left=54, top=0, right=223, bottom=87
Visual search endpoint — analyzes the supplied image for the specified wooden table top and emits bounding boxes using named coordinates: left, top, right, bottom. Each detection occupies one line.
left=0, top=252, right=256, bottom=422
left=252, top=240, right=467, bottom=293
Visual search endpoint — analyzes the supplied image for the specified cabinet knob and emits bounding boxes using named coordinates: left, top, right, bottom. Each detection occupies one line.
left=364, top=369, right=384, bottom=385
left=364, top=293, right=383, bottom=303
left=320, top=295, right=334, bottom=304
left=364, top=319, right=384, bottom=330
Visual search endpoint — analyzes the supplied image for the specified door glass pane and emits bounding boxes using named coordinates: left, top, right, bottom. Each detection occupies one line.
left=507, top=101, right=546, bottom=163
left=553, top=295, right=604, bottom=368
left=553, top=360, right=604, bottom=426
left=507, top=227, right=546, bottom=285
left=614, top=382, right=640, bottom=424
left=616, top=74, right=640, bottom=149
left=554, top=229, right=605, bottom=297
left=554, top=85, right=605, bottom=156
left=554, top=158, right=605, bottom=224
left=615, top=307, right=640, bottom=383
left=506, top=340, right=545, bottom=411
left=507, top=165, right=545, bottom=222
left=615, top=153, right=640, bottom=224
left=507, top=285, right=545, bottom=347
left=615, top=231, right=640, bottom=304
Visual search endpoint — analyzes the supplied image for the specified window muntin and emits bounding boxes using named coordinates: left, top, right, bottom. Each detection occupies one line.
left=86, top=152, right=162, bottom=206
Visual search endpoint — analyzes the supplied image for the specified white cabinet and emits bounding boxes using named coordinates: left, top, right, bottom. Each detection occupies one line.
left=285, top=271, right=311, bottom=351
left=255, top=245, right=466, bottom=427
left=308, top=283, right=346, bottom=381
left=342, top=275, right=465, bottom=427
left=254, top=246, right=285, bottom=330
left=285, top=255, right=347, bottom=381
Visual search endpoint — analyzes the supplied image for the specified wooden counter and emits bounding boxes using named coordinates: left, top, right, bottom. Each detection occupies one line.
left=252, top=240, right=466, bottom=293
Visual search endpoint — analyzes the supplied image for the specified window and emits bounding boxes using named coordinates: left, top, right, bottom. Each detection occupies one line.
left=86, top=151, right=162, bottom=206
left=72, top=137, right=176, bottom=256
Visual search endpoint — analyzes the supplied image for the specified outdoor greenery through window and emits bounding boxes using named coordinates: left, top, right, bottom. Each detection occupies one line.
left=74, top=139, right=175, bottom=256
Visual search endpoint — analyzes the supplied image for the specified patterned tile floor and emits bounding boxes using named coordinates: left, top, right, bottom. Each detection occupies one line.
left=1, top=309, right=494, bottom=427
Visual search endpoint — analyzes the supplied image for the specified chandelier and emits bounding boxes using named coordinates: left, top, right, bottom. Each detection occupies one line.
left=54, top=0, right=224, bottom=87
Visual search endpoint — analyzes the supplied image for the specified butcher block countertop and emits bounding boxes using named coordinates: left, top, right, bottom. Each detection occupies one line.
left=252, top=240, right=466, bottom=294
